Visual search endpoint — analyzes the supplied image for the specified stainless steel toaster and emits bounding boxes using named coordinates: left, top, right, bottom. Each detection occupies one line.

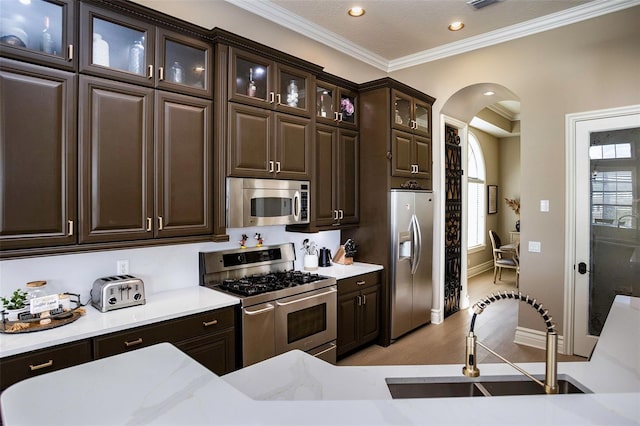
left=91, top=275, right=146, bottom=312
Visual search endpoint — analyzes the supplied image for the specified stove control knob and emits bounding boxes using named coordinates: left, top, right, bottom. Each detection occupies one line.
left=108, top=297, right=117, bottom=305
left=134, top=293, right=142, bottom=301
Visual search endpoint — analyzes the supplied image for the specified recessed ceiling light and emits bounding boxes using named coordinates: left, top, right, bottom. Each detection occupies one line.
left=348, top=7, right=365, bottom=17
left=483, top=91, right=495, bottom=96
left=448, top=21, right=464, bottom=31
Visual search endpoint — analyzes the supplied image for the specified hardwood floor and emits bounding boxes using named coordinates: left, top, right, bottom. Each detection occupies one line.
left=337, top=269, right=585, bottom=366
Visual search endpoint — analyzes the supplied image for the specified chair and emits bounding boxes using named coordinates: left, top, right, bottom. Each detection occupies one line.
left=489, top=230, right=519, bottom=286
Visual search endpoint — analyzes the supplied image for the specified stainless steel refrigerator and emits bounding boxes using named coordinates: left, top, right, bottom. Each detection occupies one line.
left=390, top=190, right=433, bottom=340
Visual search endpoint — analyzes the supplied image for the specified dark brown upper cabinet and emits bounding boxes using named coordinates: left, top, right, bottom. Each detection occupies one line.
left=228, top=103, right=311, bottom=180
left=391, top=130, right=432, bottom=181
left=0, top=58, right=77, bottom=250
left=79, top=3, right=212, bottom=98
left=0, top=0, right=76, bottom=71
left=316, top=81, right=358, bottom=129
left=391, top=90, right=430, bottom=136
left=229, top=47, right=313, bottom=118
left=313, top=124, right=359, bottom=229
left=78, top=75, right=212, bottom=244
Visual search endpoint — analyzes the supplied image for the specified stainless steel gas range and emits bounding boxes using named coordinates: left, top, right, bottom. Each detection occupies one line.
left=199, top=243, right=337, bottom=367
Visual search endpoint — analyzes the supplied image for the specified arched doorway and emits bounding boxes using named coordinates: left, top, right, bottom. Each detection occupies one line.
left=436, top=83, right=521, bottom=320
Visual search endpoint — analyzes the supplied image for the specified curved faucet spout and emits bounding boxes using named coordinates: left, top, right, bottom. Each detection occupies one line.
left=463, top=291, right=558, bottom=394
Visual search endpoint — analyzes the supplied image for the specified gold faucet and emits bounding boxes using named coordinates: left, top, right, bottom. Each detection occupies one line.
left=462, top=291, right=558, bottom=394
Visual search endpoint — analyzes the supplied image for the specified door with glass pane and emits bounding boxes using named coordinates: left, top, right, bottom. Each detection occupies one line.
left=0, top=0, right=75, bottom=70
left=573, top=108, right=640, bottom=357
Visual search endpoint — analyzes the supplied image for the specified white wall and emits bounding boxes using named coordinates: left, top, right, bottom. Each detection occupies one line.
left=0, top=228, right=340, bottom=303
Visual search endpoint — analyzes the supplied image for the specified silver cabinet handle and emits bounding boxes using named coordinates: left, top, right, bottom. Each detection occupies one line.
left=158, top=66, right=164, bottom=81
left=362, top=294, right=367, bottom=305
left=269, top=92, right=275, bottom=103
left=29, top=360, right=53, bottom=371
left=333, top=210, right=339, bottom=220
left=147, top=65, right=153, bottom=79
left=356, top=280, right=366, bottom=286
left=339, top=209, right=344, bottom=220
left=334, top=112, right=339, bottom=121
left=202, top=319, right=218, bottom=327
left=268, top=161, right=275, bottom=173
left=276, top=93, right=282, bottom=105
left=124, top=337, right=143, bottom=347
left=338, top=112, right=343, bottom=122
left=357, top=295, right=362, bottom=306
left=158, top=216, right=164, bottom=230
left=146, top=217, right=152, bottom=232
left=244, top=303, right=274, bottom=315
left=275, top=161, right=281, bottom=173
left=67, top=220, right=74, bottom=236
left=67, top=44, right=73, bottom=61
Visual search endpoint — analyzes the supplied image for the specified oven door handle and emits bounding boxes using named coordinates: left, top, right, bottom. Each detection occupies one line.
left=244, top=303, right=275, bottom=315
left=275, top=287, right=337, bottom=306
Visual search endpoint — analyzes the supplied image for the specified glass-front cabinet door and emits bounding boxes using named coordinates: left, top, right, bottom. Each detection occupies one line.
left=229, top=47, right=312, bottom=117
left=0, top=0, right=75, bottom=70
left=156, top=28, right=212, bottom=98
left=80, top=3, right=155, bottom=87
left=229, top=47, right=273, bottom=107
left=392, top=90, right=413, bottom=133
left=316, top=82, right=357, bottom=128
left=276, top=64, right=311, bottom=116
left=413, top=99, right=430, bottom=136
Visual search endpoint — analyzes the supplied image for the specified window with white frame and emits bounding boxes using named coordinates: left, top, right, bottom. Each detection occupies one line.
left=468, top=132, right=486, bottom=249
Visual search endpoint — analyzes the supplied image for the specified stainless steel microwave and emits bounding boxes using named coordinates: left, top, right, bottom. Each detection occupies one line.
left=227, top=178, right=310, bottom=227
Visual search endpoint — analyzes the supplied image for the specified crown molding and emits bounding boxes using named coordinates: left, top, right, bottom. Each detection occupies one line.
left=488, top=103, right=520, bottom=121
left=224, top=0, right=388, bottom=70
left=388, top=0, right=640, bottom=71
left=226, top=0, right=640, bottom=73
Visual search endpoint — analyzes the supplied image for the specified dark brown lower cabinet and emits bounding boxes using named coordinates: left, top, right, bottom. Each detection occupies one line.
left=0, top=58, right=77, bottom=250
left=0, top=306, right=237, bottom=392
left=337, top=271, right=381, bottom=357
left=0, top=340, right=92, bottom=392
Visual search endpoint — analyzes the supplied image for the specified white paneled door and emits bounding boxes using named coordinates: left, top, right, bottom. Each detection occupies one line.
left=567, top=105, right=640, bottom=357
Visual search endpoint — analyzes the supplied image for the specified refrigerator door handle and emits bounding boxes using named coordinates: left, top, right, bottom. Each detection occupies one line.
left=410, top=214, right=423, bottom=275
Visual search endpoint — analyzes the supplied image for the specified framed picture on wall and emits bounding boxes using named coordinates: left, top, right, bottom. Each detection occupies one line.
left=488, top=185, right=498, bottom=214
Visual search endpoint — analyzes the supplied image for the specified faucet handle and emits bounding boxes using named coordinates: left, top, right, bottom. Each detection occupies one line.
left=462, top=332, right=480, bottom=377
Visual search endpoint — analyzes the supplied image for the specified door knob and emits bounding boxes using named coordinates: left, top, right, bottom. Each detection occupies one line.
left=577, top=262, right=588, bottom=274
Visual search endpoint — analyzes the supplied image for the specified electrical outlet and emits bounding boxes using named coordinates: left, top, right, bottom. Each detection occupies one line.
left=528, top=241, right=541, bottom=253
left=117, top=260, right=129, bottom=275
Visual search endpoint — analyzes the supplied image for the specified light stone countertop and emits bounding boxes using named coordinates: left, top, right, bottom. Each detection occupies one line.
left=0, top=286, right=240, bottom=358
left=0, top=263, right=382, bottom=358
left=2, top=296, right=638, bottom=425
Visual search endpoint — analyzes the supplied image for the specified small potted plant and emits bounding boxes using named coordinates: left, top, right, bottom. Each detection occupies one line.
left=1, top=289, right=29, bottom=321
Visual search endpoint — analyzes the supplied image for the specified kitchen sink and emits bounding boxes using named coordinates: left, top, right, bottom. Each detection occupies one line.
left=386, top=374, right=590, bottom=399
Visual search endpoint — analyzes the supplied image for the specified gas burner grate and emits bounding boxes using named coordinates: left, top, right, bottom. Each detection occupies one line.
left=218, top=270, right=326, bottom=296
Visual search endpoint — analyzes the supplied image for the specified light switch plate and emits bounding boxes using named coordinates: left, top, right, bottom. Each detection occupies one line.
left=528, top=241, right=541, bottom=252
left=540, top=200, right=549, bottom=212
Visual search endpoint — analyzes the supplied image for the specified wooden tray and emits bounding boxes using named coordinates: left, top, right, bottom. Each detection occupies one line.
left=1, top=309, right=84, bottom=333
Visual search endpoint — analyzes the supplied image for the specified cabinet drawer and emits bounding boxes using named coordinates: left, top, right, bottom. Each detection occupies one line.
left=338, top=271, right=380, bottom=294
left=93, top=307, right=236, bottom=359
left=0, top=340, right=92, bottom=391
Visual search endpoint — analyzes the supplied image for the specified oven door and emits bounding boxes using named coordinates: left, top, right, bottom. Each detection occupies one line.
left=274, top=286, right=337, bottom=355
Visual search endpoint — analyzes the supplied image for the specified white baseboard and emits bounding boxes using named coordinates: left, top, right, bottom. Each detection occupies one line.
left=468, top=261, right=493, bottom=278
left=431, top=308, right=444, bottom=324
left=515, top=326, right=566, bottom=353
